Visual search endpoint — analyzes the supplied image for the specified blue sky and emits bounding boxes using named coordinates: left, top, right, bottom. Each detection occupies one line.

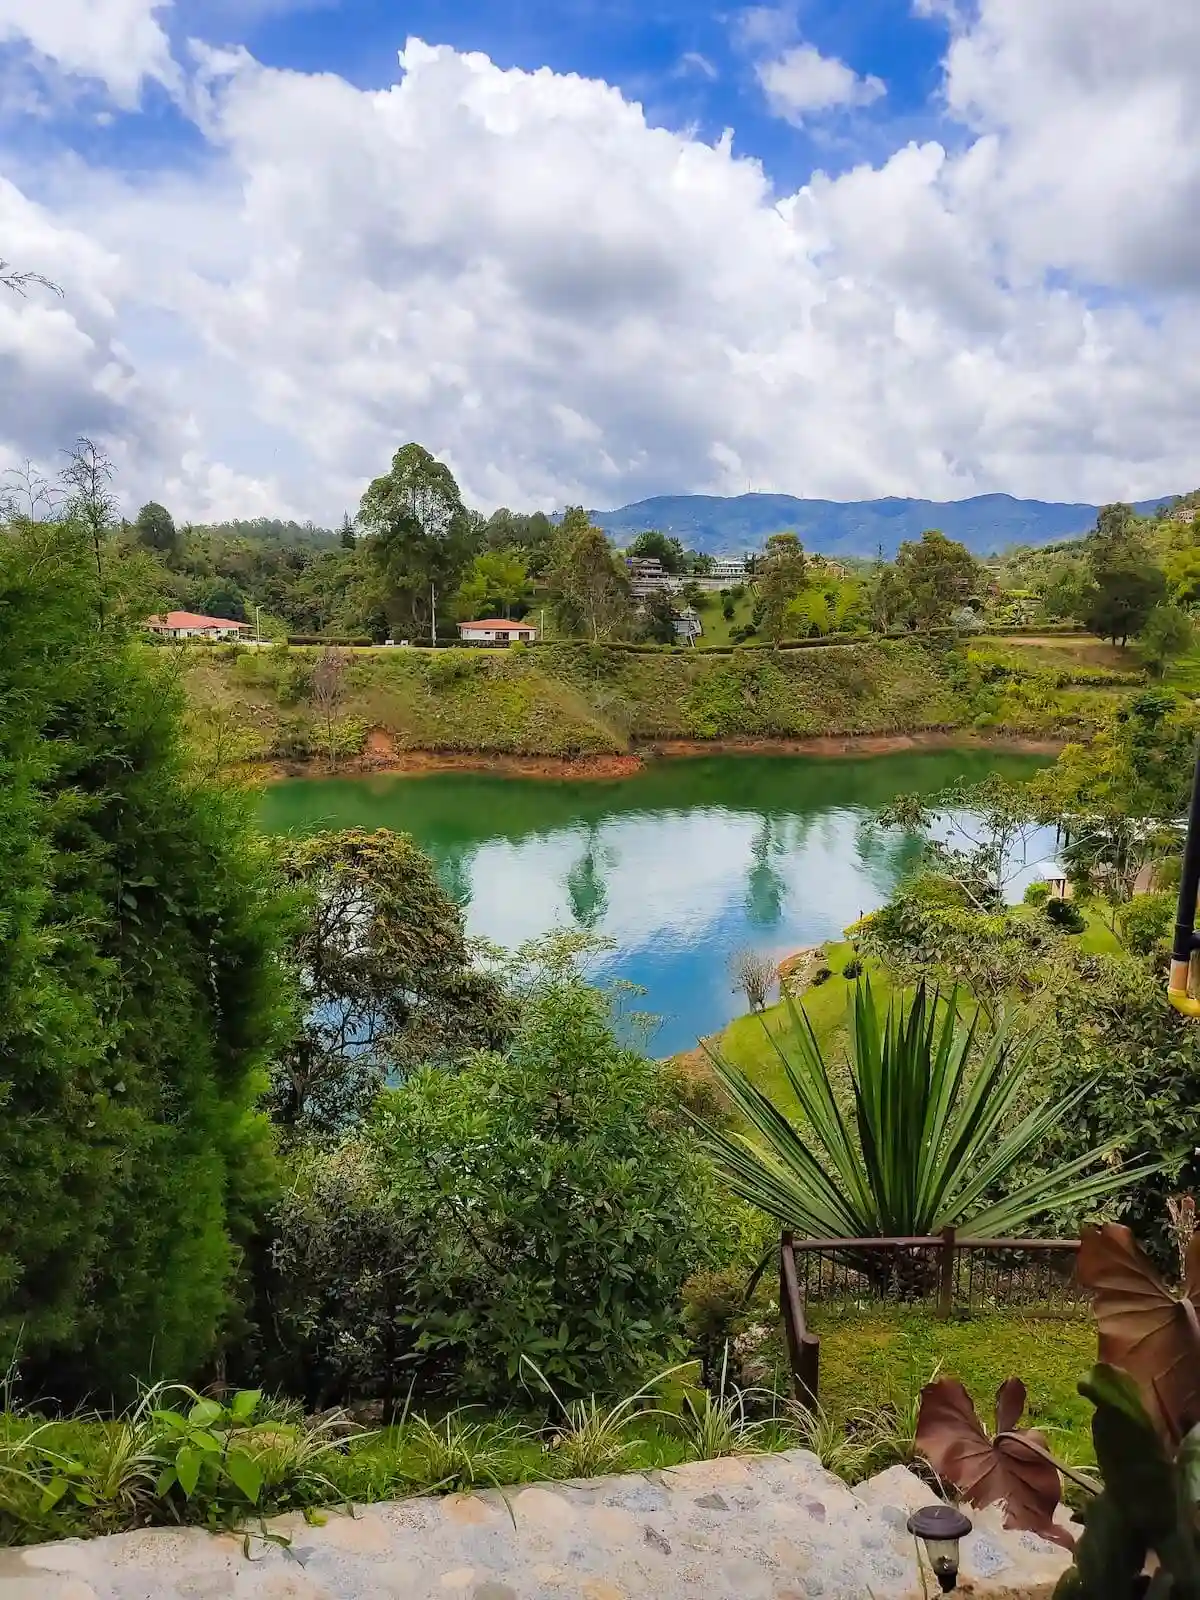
left=1, top=0, right=1197, bottom=521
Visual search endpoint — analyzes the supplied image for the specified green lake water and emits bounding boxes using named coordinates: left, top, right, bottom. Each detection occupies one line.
left=259, top=749, right=1050, bottom=1055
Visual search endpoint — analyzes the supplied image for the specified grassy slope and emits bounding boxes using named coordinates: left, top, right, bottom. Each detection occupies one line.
left=181, top=636, right=1124, bottom=764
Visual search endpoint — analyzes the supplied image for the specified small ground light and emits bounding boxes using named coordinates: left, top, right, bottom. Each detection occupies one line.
left=907, top=1505, right=973, bottom=1593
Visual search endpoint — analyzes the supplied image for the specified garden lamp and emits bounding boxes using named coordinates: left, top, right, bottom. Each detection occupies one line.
left=907, top=1505, right=973, bottom=1593
left=1168, top=748, right=1200, bottom=1017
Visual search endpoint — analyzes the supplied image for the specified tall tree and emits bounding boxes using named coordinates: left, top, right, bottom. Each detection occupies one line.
left=892, top=529, right=982, bottom=628
left=339, top=512, right=356, bottom=550
left=1077, top=505, right=1167, bottom=645
left=133, top=500, right=179, bottom=557
left=359, top=444, right=476, bottom=642
left=758, top=531, right=807, bottom=644
left=0, top=515, right=293, bottom=1401
left=548, top=508, right=632, bottom=641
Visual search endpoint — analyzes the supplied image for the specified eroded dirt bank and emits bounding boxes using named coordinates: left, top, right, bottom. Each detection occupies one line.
left=262, top=727, right=1065, bottom=782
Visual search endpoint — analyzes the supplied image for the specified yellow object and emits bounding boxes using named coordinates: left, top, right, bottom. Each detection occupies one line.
left=1167, top=958, right=1200, bottom=1017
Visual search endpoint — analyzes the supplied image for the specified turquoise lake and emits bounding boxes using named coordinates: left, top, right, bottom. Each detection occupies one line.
left=259, top=750, right=1050, bottom=1056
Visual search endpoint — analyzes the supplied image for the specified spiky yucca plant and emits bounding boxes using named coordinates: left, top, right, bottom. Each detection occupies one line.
left=698, top=980, right=1163, bottom=1240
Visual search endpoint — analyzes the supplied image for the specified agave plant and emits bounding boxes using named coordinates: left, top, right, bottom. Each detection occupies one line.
left=698, top=979, right=1163, bottom=1239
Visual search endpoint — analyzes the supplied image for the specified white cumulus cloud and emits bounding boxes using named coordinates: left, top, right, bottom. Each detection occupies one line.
left=0, top=0, right=178, bottom=107
left=0, top=5, right=1197, bottom=522
left=756, top=43, right=885, bottom=123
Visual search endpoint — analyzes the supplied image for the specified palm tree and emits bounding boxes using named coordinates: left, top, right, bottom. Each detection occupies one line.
left=697, top=980, right=1164, bottom=1241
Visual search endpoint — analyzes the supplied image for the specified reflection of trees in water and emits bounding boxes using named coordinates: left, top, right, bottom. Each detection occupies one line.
left=567, top=825, right=611, bottom=930
left=854, top=812, right=926, bottom=893
left=427, top=845, right=473, bottom=909
left=745, top=816, right=788, bottom=928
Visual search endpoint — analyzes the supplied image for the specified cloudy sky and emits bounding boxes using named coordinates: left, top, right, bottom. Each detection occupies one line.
left=0, top=0, right=1197, bottom=523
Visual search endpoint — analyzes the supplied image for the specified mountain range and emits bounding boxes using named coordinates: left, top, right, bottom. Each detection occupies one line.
left=591, top=492, right=1176, bottom=558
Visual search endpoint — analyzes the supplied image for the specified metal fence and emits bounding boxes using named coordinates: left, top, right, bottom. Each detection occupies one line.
left=778, top=1228, right=1084, bottom=1407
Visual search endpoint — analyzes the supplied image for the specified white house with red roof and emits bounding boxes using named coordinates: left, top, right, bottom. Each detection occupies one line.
left=146, top=610, right=251, bottom=640
left=457, top=618, right=538, bottom=644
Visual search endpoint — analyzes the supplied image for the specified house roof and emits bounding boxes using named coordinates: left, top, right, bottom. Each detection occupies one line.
left=458, top=618, right=536, bottom=630
left=147, top=611, right=249, bottom=630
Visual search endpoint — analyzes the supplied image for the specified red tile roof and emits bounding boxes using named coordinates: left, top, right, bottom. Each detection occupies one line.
left=458, top=619, right=537, bottom=630
left=146, top=611, right=250, bottom=630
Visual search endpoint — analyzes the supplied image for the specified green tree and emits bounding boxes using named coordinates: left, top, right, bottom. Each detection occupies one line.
left=892, top=529, right=982, bottom=628
left=548, top=508, right=631, bottom=641
left=0, top=516, right=293, bottom=1402
left=1082, top=566, right=1166, bottom=646
left=456, top=550, right=532, bottom=620
left=271, top=829, right=513, bottom=1135
left=339, top=512, right=356, bottom=550
left=626, top=529, right=685, bottom=574
left=638, top=589, right=678, bottom=644
left=134, top=500, right=179, bottom=557
left=359, top=443, right=476, bottom=642
left=1138, top=602, right=1194, bottom=678
left=1165, top=546, right=1200, bottom=607
left=758, top=532, right=807, bottom=644
left=1079, top=505, right=1166, bottom=644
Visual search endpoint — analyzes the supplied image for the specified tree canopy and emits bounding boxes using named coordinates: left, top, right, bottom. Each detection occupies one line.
left=359, top=443, right=476, bottom=640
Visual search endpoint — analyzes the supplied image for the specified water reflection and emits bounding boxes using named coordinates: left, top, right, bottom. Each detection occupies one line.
left=259, top=751, right=1049, bottom=1055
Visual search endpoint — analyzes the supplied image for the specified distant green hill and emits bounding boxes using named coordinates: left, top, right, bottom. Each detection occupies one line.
left=592, top=491, right=1175, bottom=557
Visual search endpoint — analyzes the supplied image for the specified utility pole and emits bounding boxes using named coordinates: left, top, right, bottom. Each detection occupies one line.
left=431, top=582, right=437, bottom=649
left=254, top=605, right=262, bottom=647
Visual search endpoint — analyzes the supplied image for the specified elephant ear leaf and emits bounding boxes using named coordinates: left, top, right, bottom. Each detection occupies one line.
left=916, top=1377, right=1072, bottom=1550
left=1078, top=1224, right=1200, bottom=1443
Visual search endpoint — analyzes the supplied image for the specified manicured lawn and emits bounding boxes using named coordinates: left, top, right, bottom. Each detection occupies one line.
left=712, top=941, right=888, bottom=1104
left=810, top=1304, right=1097, bottom=1468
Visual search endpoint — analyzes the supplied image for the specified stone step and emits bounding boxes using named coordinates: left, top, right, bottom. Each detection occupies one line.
left=0, top=1449, right=1075, bottom=1599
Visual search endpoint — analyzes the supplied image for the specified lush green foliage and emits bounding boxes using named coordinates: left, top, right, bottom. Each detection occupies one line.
left=0, top=517, right=294, bottom=1401
left=255, top=963, right=726, bottom=1407
left=699, top=980, right=1159, bottom=1238
left=270, top=828, right=513, bottom=1134
left=359, top=443, right=475, bottom=641
left=548, top=508, right=633, bottom=642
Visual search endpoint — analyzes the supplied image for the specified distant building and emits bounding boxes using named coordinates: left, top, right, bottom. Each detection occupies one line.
left=625, top=556, right=681, bottom=599
left=673, top=607, right=702, bottom=643
left=710, top=556, right=747, bottom=582
left=457, top=618, right=538, bottom=645
left=146, top=611, right=250, bottom=640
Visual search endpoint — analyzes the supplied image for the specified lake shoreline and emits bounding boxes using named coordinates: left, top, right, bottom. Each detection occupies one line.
left=260, top=728, right=1066, bottom=784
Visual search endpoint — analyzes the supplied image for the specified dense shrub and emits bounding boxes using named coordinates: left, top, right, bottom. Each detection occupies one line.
left=1117, top=891, right=1174, bottom=960
left=0, top=519, right=294, bottom=1402
left=841, top=958, right=863, bottom=979
left=255, top=965, right=726, bottom=1404
left=1044, top=895, right=1087, bottom=933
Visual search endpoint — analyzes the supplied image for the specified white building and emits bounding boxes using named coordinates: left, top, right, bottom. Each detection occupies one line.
left=710, top=556, right=747, bottom=582
left=145, top=611, right=250, bottom=640
left=457, top=618, right=538, bottom=645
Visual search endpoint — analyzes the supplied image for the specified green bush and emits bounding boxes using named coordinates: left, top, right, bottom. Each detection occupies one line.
left=1023, top=881, right=1052, bottom=907
left=0, top=519, right=294, bottom=1403
left=841, top=958, right=863, bottom=979
left=1117, top=891, right=1174, bottom=958
left=1045, top=895, right=1087, bottom=933
left=268, top=963, right=726, bottom=1404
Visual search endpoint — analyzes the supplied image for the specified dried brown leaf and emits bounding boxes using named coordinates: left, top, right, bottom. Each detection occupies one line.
left=1078, top=1223, right=1200, bottom=1442
left=916, top=1377, right=1071, bottom=1549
